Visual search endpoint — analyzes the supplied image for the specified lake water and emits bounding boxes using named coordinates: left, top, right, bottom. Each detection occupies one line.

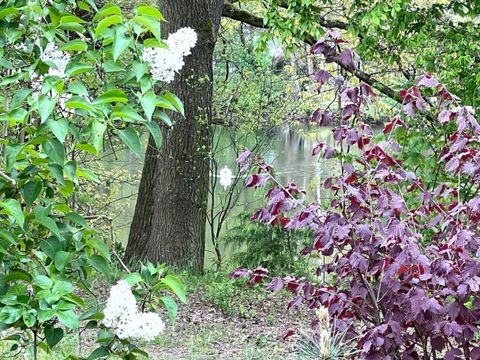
left=101, top=123, right=337, bottom=267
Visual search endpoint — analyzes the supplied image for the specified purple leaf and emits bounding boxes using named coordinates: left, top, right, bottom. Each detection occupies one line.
left=265, top=277, right=284, bottom=292
left=418, top=74, right=440, bottom=88
left=338, top=48, right=356, bottom=71
left=314, top=69, right=331, bottom=85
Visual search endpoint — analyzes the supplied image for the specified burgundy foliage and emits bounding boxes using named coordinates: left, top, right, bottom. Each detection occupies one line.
left=233, top=70, right=480, bottom=359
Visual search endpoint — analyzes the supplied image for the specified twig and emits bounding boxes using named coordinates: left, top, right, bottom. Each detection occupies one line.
left=0, top=169, right=16, bottom=186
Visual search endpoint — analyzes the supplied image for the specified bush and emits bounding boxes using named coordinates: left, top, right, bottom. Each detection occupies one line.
left=233, top=31, right=480, bottom=359
left=0, top=1, right=188, bottom=358
left=223, top=212, right=312, bottom=275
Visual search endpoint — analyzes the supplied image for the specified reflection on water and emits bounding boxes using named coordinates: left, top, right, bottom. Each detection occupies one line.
left=100, top=124, right=338, bottom=265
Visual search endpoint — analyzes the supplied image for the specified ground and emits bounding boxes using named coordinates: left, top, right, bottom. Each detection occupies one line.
left=9, top=274, right=313, bottom=359
left=151, top=277, right=311, bottom=360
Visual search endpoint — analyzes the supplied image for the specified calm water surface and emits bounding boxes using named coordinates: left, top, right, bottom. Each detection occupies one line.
left=101, top=124, right=338, bottom=267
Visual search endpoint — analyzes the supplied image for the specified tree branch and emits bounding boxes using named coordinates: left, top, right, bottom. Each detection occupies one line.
left=222, top=2, right=265, bottom=28
left=222, top=2, right=400, bottom=104
left=0, top=169, right=16, bottom=186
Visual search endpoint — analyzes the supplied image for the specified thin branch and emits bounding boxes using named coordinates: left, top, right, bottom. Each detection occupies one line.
left=222, top=3, right=403, bottom=106
left=0, top=169, right=16, bottom=186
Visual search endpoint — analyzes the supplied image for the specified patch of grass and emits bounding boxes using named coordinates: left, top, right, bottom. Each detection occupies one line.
left=186, top=271, right=268, bottom=318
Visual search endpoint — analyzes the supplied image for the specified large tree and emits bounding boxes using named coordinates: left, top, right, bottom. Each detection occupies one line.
left=124, top=0, right=223, bottom=272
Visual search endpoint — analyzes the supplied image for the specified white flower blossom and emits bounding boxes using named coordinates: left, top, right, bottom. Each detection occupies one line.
left=219, top=166, right=233, bottom=189
left=40, top=42, right=70, bottom=78
left=103, top=280, right=165, bottom=341
left=142, top=27, right=197, bottom=83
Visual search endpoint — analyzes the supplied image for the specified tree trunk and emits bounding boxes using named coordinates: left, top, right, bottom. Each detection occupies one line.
left=124, top=0, right=223, bottom=273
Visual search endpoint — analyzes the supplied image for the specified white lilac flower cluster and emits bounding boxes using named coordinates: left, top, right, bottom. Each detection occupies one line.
left=40, top=42, right=70, bottom=78
left=103, top=280, right=165, bottom=341
left=142, top=27, right=198, bottom=83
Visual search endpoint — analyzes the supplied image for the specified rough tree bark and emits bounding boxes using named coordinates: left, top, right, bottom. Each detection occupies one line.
left=124, top=0, right=223, bottom=273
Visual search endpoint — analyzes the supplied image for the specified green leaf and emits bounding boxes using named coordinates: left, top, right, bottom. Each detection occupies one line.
left=0, top=306, right=22, bottom=324
left=157, top=275, right=187, bottom=304
left=141, top=90, right=156, bottom=121
left=61, top=15, right=86, bottom=24
left=93, top=3, right=121, bottom=22
left=88, top=346, right=110, bottom=360
left=160, top=91, right=184, bottom=115
left=118, top=127, right=141, bottom=157
left=0, top=7, right=19, bottom=19
left=95, top=15, right=122, bottom=37
left=59, top=180, right=74, bottom=198
left=52, top=280, right=74, bottom=295
left=35, top=275, right=53, bottom=290
left=75, top=143, right=97, bottom=154
left=45, top=327, right=64, bottom=348
left=111, top=105, right=144, bottom=122
left=11, top=88, right=32, bottom=108
left=5, top=144, right=22, bottom=171
left=135, top=5, right=164, bottom=20
left=65, top=212, right=89, bottom=228
left=66, top=62, right=94, bottom=77
left=78, top=1, right=91, bottom=11
left=0, top=108, right=28, bottom=122
left=35, top=216, right=61, bottom=237
left=23, top=309, right=36, bottom=327
left=113, top=25, right=131, bottom=61
left=65, top=96, right=96, bottom=112
left=79, top=307, right=104, bottom=321
left=48, top=164, right=65, bottom=186
left=77, top=168, right=100, bottom=183
left=64, top=161, right=77, bottom=182
left=37, top=309, right=56, bottom=322
left=67, top=82, right=88, bottom=96
left=64, top=293, right=85, bottom=307
left=0, top=229, right=16, bottom=246
left=103, top=60, right=126, bottom=72
left=54, top=251, right=70, bottom=271
left=87, top=255, right=110, bottom=276
left=143, top=38, right=167, bottom=48
left=39, top=237, right=61, bottom=259
left=42, top=138, right=65, bottom=165
left=21, top=181, right=42, bottom=206
left=1, top=199, right=24, bottom=228
left=133, top=15, right=161, bottom=40
left=60, top=39, right=88, bottom=52
left=146, top=121, right=163, bottom=148
left=0, top=71, right=28, bottom=86
left=57, top=310, right=78, bottom=330
left=0, top=57, right=14, bottom=69
left=124, top=272, right=143, bottom=286
left=38, top=95, right=57, bottom=123
left=93, top=89, right=128, bottom=104
left=160, top=295, right=178, bottom=321
left=97, top=329, right=115, bottom=344
left=48, top=118, right=69, bottom=142
left=86, top=238, right=110, bottom=260
left=91, top=120, right=107, bottom=154
left=133, top=62, right=147, bottom=81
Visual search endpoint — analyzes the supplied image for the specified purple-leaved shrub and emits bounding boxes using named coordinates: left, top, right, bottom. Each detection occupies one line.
left=232, top=31, right=480, bottom=360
